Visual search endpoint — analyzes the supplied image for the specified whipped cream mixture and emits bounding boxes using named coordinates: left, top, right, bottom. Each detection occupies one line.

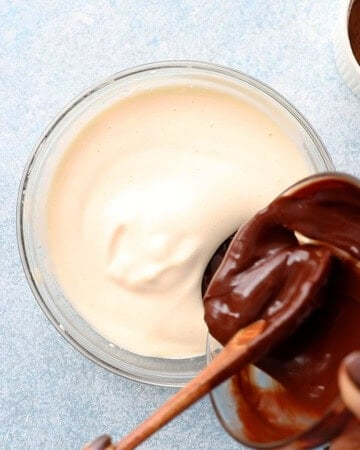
left=47, top=82, right=311, bottom=358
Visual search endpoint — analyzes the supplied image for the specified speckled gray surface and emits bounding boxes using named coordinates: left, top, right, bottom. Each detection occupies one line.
left=1, top=1, right=359, bottom=449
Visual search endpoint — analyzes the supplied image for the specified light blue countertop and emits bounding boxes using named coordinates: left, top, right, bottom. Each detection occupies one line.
left=1, top=1, right=359, bottom=449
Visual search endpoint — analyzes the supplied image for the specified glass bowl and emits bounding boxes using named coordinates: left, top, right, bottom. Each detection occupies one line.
left=334, top=0, right=360, bottom=98
left=17, top=61, right=334, bottom=387
left=207, top=335, right=351, bottom=450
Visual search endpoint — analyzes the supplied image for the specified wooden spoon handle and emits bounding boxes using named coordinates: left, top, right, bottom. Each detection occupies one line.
left=115, top=320, right=266, bottom=450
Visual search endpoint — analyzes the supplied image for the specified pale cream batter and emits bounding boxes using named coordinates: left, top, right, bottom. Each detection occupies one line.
left=47, top=82, right=311, bottom=358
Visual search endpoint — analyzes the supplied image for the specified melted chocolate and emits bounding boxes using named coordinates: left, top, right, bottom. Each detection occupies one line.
left=203, top=173, right=360, bottom=443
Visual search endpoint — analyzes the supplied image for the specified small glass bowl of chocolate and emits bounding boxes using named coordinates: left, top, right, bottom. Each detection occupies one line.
left=205, top=173, right=360, bottom=449
left=349, top=0, right=360, bottom=64
left=334, top=0, right=360, bottom=97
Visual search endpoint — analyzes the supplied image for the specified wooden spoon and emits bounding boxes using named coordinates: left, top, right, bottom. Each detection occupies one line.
left=115, top=319, right=266, bottom=450
left=82, top=321, right=265, bottom=450
left=83, top=320, right=267, bottom=450
left=84, top=242, right=332, bottom=450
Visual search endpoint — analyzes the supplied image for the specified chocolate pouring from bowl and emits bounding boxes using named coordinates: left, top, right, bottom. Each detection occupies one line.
left=204, top=172, right=360, bottom=449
